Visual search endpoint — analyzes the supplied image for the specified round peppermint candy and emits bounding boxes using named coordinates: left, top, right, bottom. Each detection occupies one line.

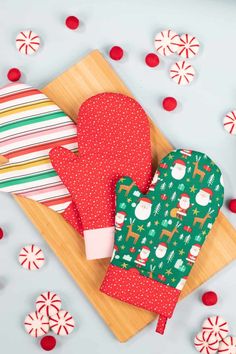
left=154, top=29, right=180, bottom=56
left=170, top=60, right=195, bottom=85
left=202, top=316, right=229, bottom=341
left=218, top=336, right=236, bottom=354
left=36, top=292, right=62, bottom=317
left=24, top=311, right=49, bottom=338
left=18, top=245, right=45, bottom=270
left=16, top=30, right=40, bottom=55
left=177, top=34, right=200, bottom=59
left=194, top=331, right=219, bottom=354
left=49, top=310, right=75, bottom=336
left=223, top=111, right=236, bottom=135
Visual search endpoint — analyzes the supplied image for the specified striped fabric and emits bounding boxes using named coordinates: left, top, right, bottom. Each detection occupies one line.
left=0, top=83, right=78, bottom=213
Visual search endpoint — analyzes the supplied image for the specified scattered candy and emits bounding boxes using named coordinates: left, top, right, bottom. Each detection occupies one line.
left=154, top=29, right=179, bottom=56
left=145, top=53, right=159, bottom=67
left=177, top=34, right=200, bottom=59
left=202, top=316, right=229, bottom=341
left=162, top=97, right=177, bottom=111
left=0, top=227, right=4, bottom=240
left=65, top=16, right=80, bottom=30
left=18, top=245, right=45, bottom=271
left=229, top=199, right=236, bottom=213
left=16, top=30, right=40, bottom=55
left=24, top=311, right=49, bottom=337
left=194, top=331, right=219, bottom=354
left=218, top=336, right=236, bottom=354
left=36, top=292, right=62, bottom=317
left=40, top=335, right=57, bottom=351
left=7, top=68, right=21, bottom=82
left=49, top=310, right=75, bottom=336
left=202, top=291, right=218, bottom=306
left=170, top=60, right=195, bottom=85
left=109, top=46, right=124, bottom=61
left=223, top=111, right=236, bottom=135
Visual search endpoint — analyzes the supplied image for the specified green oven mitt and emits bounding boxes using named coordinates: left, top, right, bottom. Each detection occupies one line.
left=100, top=149, right=224, bottom=334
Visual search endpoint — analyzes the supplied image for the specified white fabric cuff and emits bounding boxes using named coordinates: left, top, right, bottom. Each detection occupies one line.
left=84, top=227, right=115, bottom=260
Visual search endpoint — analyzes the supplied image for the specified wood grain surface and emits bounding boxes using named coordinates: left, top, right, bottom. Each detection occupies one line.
left=2, top=50, right=235, bottom=342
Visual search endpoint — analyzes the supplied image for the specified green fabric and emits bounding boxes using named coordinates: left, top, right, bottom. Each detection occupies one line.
left=111, top=149, right=224, bottom=289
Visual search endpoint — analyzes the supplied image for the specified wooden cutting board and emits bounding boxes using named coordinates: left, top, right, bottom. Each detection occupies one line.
left=6, top=50, right=236, bottom=342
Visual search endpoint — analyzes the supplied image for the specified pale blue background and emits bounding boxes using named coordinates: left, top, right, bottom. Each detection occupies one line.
left=0, top=0, right=236, bottom=353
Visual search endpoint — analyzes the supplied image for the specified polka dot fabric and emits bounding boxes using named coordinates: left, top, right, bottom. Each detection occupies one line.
left=50, top=93, right=152, bottom=260
left=100, top=265, right=180, bottom=334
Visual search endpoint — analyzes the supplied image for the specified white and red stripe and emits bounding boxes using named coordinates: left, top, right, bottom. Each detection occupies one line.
left=177, top=34, right=200, bottom=59
left=24, top=311, right=49, bottom=337
left=202, top=316, right=229, bottom=341
left=218, top=336, right=236, bottom=354
left=194, top=331, right=219, bottom=354
left=154, top=29, right=180, bottom=56
left=16, top=30, right=40, bottom=55
left=170, top=60, right=195, bottom=85
left=223, top=110, right=236, bottom=135
left=49, top=310, right=75, bottom=336
left=18, top=245, right=45, bottom=271
left=36, top=292, right=62, bottom=317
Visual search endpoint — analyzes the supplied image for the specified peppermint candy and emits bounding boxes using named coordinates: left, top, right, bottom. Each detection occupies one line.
left=16, top=30, right=40, bottom=55
left=202, top=316, right=229, bottom=341
left=194, top=331, right=219, bottom=354
left=154, top=29, right=180, bottom=56
left=170, top=60, right=195, bottom=85
left=49, top=310, right=75, bottom=336
left=24, top=311, right=49, bottom=338
left=36, top=292, right=62, bottom=317
left=218, top=336, right=236, bottom=354
left=223, top=111, right=236, bottom=135
left=177, top=34, right=200, bottom=59
left=18, top=245, right=45, bottom=271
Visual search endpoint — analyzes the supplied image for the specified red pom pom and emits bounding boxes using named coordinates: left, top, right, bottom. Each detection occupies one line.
left=162, top=97, right=177, bottom=111
left=229, top=199, right=236, bottom=213
left=0, top=228, right=4, bottom=240
left=202, top=291, right=218, bottom=306
left=145, top=53, right=160, bottom=67
left=40, top=336, right=56, bottom=351
left=65, top=16, right=80, bottom=30
left=109, top=46, right=124, bottom=61
left=7, top=68, right=21, bottom=82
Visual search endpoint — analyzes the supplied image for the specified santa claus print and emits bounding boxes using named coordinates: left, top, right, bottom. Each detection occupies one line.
left=186, top=244, right=201, bottom=265
left=195, top=188, right=213, bottom=206
left=155, top=242, right=168, bottom=258
left=134, top=246, right=150, bottom=267
left=171, top=159, right=186, bottom=180
left=177, top=193, right=191, bottom=219
left=115, top=211, right=127, bottom=231
left=135, top=197, right=152, bottom=220
left=149, top=170, right=161, bottom=191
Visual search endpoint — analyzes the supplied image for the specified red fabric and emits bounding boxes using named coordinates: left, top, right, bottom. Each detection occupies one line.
left=50, top=93, right=152, bottom=236
left=100, top=265, right=180, bottom=324
left=156, top=315, right=167, bottom=334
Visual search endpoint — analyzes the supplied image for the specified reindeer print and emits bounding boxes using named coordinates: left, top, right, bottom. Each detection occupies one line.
left=192, top=155, right=205, bottom=182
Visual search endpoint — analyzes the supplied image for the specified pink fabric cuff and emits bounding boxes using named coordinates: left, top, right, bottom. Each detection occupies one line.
left=84, top=227, right=115, bottom=260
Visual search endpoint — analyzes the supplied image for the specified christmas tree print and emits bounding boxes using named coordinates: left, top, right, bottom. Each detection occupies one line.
left=207, top=174, right=215, bottom=186
left=154, top=203, right=161, bottom=216
left=170, top=191, right=177, bottom=202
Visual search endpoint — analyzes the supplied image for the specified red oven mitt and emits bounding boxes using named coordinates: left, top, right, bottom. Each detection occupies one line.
left=50, top=93, right=152, bottom=260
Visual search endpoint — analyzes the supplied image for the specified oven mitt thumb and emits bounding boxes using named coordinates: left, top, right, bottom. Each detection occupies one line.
left=0, top=83, right=83, bottom=233
left=100, top=149, right=224, bottom=334
left=50, top=93, right=152, bottom=260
